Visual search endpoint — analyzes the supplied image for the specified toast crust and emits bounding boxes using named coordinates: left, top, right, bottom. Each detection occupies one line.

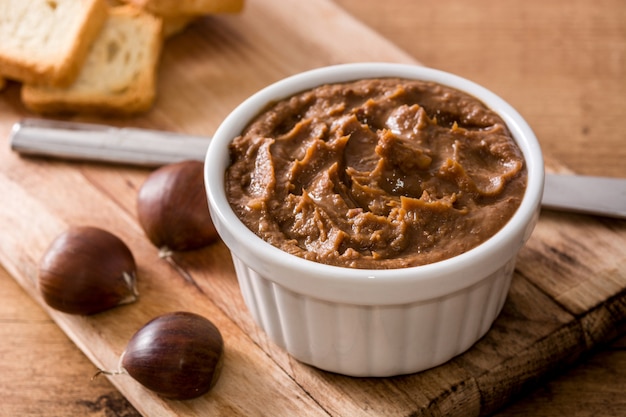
left=124, top=0, right=244, bottom=17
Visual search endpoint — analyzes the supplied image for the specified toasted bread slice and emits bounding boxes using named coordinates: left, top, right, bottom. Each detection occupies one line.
left=122, top=0, right=244, bottom=17
left=161, top=15, right=197, bottom=38
left=0, top=0, right=108, bottom=87
left=22, top=6, right=163, bottom=115
left=120, top=0, right=244, bottom=38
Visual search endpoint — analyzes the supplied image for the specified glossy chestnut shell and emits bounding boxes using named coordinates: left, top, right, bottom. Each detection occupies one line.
left=137, top=160, right=219, bottom=252
left=121, top=311, right=224, bottom=400
left=38, top=226, right=137, bottom=315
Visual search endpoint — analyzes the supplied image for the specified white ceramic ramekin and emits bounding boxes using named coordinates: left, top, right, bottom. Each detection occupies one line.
left=204, top=63, right=544, bottom=377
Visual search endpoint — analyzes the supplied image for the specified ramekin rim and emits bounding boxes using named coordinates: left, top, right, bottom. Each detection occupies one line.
left=205, top=62, right=544, bottom=301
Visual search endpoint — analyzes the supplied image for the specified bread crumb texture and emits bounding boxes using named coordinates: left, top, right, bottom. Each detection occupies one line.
left=3, top=0, right=245, bottom=114
left=21, top=6, right=163, bottom=115
left=0, top=0, right=107, bottom=86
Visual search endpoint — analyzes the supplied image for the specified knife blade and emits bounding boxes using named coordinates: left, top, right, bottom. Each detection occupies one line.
left=8, top=118, right=626, bottom=220
left=542, top=173, right=626, bottom=219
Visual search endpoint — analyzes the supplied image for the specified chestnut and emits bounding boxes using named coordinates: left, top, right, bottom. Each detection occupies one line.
left=38, top=226, right=138, bottom=315
left=120, top=311, right=224, bottom=400
left=137, top=160, right=219, bottom=253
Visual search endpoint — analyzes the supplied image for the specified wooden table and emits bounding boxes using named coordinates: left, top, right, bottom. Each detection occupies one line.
left=1, top=0, right=625, bottom=416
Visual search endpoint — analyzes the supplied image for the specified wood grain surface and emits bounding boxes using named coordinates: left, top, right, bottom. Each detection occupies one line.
left=1, top=0, right=625, bottom=416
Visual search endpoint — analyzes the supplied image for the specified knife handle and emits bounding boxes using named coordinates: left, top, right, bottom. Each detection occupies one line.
left=9, top=118, right=210, bottom=167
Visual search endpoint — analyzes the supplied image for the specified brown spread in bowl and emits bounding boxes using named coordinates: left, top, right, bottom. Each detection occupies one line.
left=225, top=78, right=527, bottom=269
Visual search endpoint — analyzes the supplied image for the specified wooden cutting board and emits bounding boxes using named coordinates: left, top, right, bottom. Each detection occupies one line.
left=1, top=1, right=625, bottom=416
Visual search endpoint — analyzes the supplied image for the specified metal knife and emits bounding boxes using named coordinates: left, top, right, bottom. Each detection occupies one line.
left=8, top=118, right=626, bottom=220
left=542, top=173, right=626, bottom=219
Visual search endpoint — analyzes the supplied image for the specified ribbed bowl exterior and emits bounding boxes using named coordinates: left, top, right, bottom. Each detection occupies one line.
left=232, top=254, right=516, bottom=377
left=205, top=63, right=544, bottom=377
